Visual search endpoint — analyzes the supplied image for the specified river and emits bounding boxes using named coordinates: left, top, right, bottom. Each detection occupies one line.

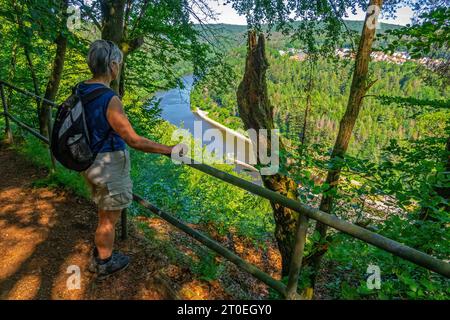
left=157, top=75, right=216, bottom=136
left=153, top=75, right=260, bottom=182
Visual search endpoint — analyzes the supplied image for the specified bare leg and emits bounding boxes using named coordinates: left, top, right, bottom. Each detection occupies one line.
left=95, top=209, right=121, bottom=259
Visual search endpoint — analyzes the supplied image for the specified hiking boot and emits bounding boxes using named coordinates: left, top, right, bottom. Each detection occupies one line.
left=96, top=251, right=130, bottom=280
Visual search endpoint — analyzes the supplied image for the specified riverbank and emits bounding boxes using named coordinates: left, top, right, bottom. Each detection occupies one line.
left=193, top=108, right=252, bottom=144
left=193, top=108, right=258, bottom=172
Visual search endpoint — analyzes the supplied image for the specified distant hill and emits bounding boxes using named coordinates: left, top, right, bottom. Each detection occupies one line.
left=198, top=20, right=401, bottom=34
left=194, top=20, right=403, bottom=49
left=343, top=20, right=401, bottom=33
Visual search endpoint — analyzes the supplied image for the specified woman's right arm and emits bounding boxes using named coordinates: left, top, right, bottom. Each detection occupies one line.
left=106, top=96, right=174, bottom=155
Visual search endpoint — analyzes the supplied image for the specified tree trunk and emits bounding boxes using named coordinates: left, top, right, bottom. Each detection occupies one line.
left=40, top=33, right=68, bottom=137
left=39, top=0, right=69, bottom=138
left=23, top=46, right=41, bottom=115
left=7, top=44, right=18, bottom=106
left=420, top=136, right=450, bottom=219
left=236, top=31, right=303, bottom=276
left=100, top=0, right=126, bottom=94
left=13, top=0, right=42, bottom=130
left=99, top=0, right=143, bottom=96
left=435, top=136, right=450, bottom=204
left=305, top=0, right=384, bottom=293
left=119, top=54, right=127, bottom=97
left=301, top=63, right=313, bottom=145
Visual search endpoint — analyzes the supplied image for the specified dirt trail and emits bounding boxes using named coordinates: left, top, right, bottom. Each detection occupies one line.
left=0, top=144, right=176, bottom=299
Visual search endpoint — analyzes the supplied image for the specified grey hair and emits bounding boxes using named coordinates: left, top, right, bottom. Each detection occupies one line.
left=87, top=40, right=123, bottom=76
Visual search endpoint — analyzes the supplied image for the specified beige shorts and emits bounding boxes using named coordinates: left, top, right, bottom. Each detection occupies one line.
left=82, top=150, right=133, bottom=211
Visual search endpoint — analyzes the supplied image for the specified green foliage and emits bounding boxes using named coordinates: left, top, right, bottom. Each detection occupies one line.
left=327, top=231, right=450, bottom=300
left=380, top=7, right=450, bottom=87
left=377, top=95, right=450, bottom=111
left=383, top=8, right=450, bottom=59
left=228, top=1, right=404, bottom=57
left=12, top=133, right=89, bottom=198
left=191, top=252, right=225, bottom=282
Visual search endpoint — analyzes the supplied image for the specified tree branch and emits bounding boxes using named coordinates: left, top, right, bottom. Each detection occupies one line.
left=75, top=0, right=102, bottom=31
left=129, top=0, right=150, bottom=37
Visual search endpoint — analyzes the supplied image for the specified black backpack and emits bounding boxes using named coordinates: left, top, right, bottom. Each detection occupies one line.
left=51, top=84, right=113, bottom=172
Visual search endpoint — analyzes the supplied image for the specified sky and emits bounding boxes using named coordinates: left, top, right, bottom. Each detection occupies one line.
left=205, top=1, right=414, bottom=26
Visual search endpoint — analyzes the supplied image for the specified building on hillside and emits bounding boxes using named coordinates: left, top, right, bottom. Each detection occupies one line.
left=289, top=51, right=308, bottom=61
left=335, top=48, right=354, bottom=59
left=279, top=48, right=308, bottom=61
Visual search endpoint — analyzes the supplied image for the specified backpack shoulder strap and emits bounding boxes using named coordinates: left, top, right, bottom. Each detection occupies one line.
left=76, top=85, right=116, bottom=153
left=80, top=87, right=113, bottom=105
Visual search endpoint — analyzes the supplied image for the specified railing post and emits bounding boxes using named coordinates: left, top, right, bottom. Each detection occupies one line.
left=121, top=208, right=128, bottom=240
left=285, top=214, right=309, bottom=299
left=46, top=106, right=56, bottom=173
left=0, top=83, right=13, bottom=144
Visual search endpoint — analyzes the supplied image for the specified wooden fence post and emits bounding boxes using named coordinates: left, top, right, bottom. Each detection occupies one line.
left=121, top=208, right=128, bottom=240
left=0, top=83, right=13, bottom=144
left=47, top=108, right=56, bottom=173
left=285, top=214, right=309, bottom=299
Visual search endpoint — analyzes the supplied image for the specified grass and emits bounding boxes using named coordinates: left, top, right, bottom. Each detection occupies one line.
left=10, top=131, right=90, bottom=198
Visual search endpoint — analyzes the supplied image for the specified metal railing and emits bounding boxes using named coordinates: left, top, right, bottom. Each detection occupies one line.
left=1, top=79, right=449, bottom=300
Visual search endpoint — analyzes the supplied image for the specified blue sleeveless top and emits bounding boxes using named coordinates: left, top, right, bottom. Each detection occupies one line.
left=77, top=82, right=126, bottom=154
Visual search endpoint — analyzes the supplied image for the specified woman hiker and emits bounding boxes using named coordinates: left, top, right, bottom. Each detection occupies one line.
left=79, top=39, right=179, bottom=279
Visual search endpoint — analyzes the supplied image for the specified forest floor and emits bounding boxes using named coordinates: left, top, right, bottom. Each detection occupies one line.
left=0, top=142, right=333, bottom=300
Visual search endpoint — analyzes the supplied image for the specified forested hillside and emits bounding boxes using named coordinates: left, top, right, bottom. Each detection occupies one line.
left=191, top=47, right=449, bottom=160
